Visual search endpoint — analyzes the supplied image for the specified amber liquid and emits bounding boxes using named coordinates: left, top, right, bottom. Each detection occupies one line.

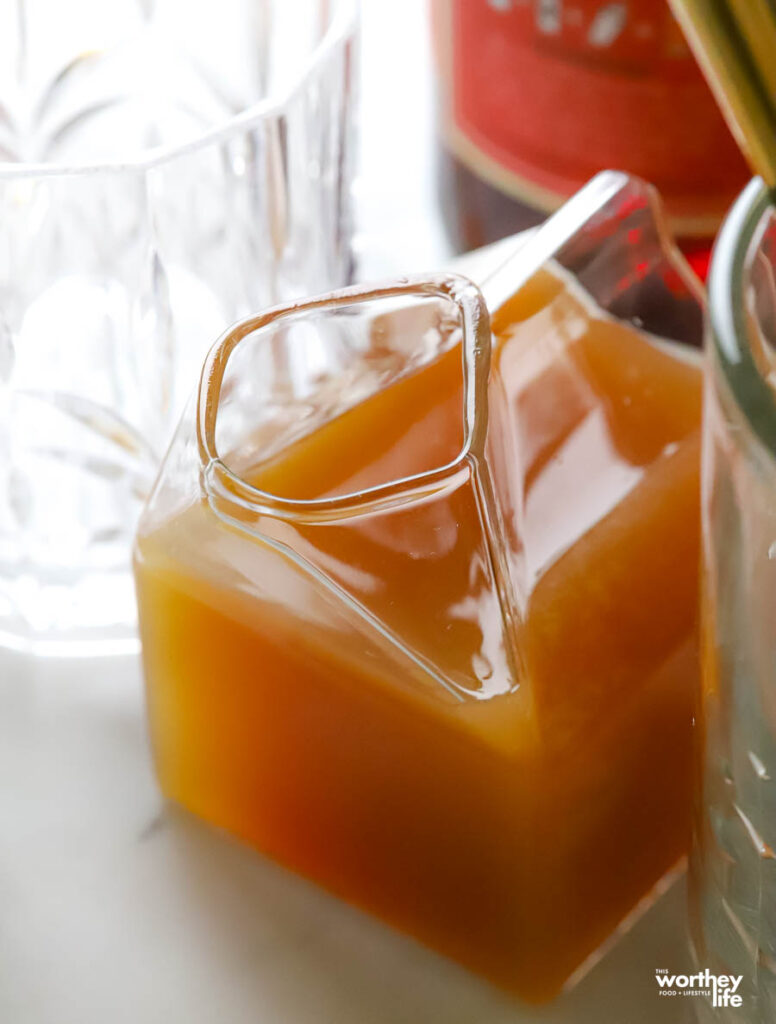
left=135, top=268, right=701, bottom=1001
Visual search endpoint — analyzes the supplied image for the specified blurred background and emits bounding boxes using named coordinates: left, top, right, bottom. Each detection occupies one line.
left=356, top=0, right=451, bottom=278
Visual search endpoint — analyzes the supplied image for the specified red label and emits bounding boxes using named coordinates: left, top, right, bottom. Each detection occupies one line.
left=434, top=0, right=749, bottom=234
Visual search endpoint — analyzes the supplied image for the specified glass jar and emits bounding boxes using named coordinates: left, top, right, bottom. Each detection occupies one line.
left=690, top=179, right=776, bottom=1021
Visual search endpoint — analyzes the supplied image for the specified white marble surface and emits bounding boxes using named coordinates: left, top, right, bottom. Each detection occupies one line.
left=1, top=650, right=693, bottom=1024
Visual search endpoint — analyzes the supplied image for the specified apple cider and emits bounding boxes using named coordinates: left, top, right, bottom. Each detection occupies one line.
left=134, top=265, right=701, bottom=1002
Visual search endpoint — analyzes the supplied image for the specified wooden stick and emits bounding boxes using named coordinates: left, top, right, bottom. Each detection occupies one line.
left=668, top=0, right=776, bottom=186
left=727, top=0, right=776, bottom=115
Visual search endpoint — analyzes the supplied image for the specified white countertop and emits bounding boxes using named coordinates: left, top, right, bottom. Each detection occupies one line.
left=1, top=650, right=693, bottom=1024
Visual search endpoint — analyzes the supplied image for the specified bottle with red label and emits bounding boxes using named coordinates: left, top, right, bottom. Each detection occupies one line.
left=431, top=0, right=749, bottom=276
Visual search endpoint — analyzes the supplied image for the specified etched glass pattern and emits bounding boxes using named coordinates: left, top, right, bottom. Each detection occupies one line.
left=0, top=0, right=357, bottom=653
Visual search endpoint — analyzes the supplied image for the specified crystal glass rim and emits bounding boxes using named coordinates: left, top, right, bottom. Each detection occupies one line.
left=707, top=176, right=776, bottom=457
left=196, top=273, right=492, bottom=523
left=0, top=0, right=357, bottom=180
